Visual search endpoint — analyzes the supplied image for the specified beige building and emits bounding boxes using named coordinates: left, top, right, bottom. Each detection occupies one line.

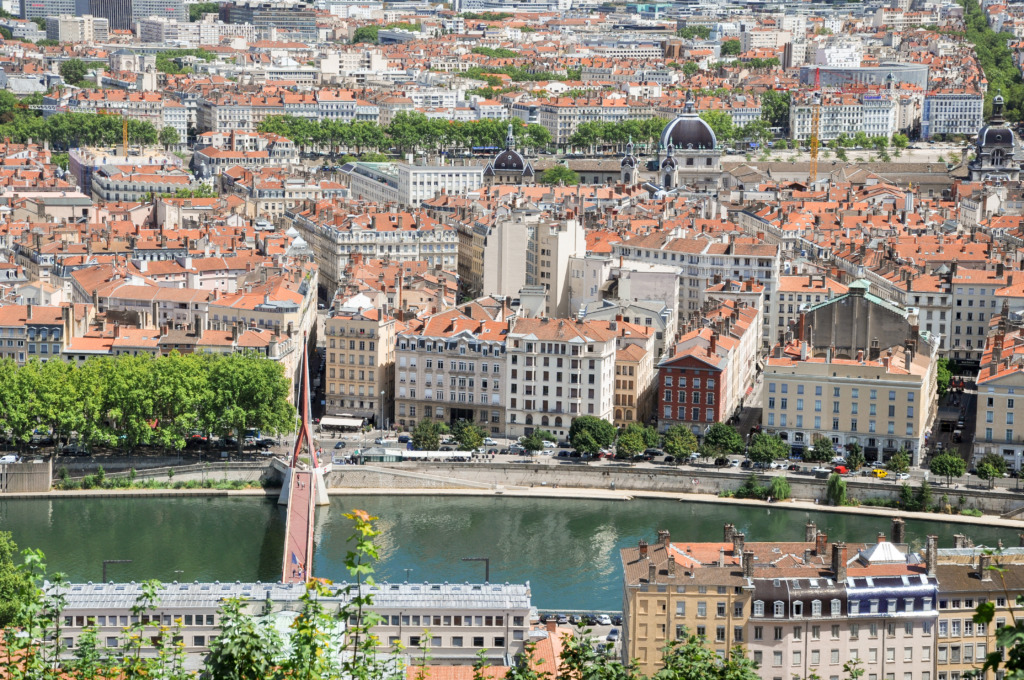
left=324, top=298, right=396, bottom=426
left=763, top=282, right=939, bottom=465
left=973, top=308, right=1024, bottom=470
left=463, top=210, right=585, bottom=319
left=935, top=544, right=1024, bottom=680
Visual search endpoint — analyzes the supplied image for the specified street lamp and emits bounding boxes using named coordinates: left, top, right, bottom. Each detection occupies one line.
left=102, top=559, right=132, bottom=583
left=462, top=556, right=490, bottom=583
left=380, top=390, right=385, bottom=434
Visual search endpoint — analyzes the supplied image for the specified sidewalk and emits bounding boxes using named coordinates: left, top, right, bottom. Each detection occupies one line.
left=332, top=486, right=1024, bottom=529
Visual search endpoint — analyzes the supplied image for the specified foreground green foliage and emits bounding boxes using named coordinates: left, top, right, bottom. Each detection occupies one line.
left=0, top=92, right=160, bottom=148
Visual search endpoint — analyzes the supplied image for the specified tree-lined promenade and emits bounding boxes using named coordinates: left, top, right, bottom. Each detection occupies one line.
left=0, top=352, right=295, bottom=456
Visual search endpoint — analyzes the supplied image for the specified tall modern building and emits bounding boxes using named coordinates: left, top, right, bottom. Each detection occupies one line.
left=20, top=0, right=74, bottom=21
left=220, top=1, right=317, bottom=41
left=89, top=0, right=184, bottom=31
left=45, top=14, right=108, bottom=41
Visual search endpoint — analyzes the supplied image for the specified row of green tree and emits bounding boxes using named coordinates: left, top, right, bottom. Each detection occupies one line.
left=0, top=91, right=163, bottom=149
left=0, top=352, right=294, bottom=455
left=961, top=0, right=1024, bottom=120
left=259, top=112, right=552, bottom=155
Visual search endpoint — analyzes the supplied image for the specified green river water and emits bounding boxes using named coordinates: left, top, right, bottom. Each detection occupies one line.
left=0, top=495, right=1016, bottom=611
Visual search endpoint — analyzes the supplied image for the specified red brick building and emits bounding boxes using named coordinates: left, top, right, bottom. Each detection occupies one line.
left=657, top=336, right=726, bottom=433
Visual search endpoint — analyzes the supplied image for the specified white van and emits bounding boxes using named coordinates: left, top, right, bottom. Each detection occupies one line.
left=0, top=454, right=19, bottom=464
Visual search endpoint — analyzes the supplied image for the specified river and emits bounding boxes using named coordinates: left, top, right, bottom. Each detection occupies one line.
left=1, top=495, right=1017, bottom=611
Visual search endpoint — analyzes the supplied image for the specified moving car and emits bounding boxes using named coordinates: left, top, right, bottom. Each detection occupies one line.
left=871, top=469, right=888, bottom=479
left=895, top=472, right=910, bottom=480
left=334, top=441, right=347, bottom=449
left=833, top=465, right=850, bottom=475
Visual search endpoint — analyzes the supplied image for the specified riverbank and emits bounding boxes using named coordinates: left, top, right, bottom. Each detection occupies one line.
left=332, top=485, right=1024, bottom=530
left=5, top=478, right=1024, bottom=530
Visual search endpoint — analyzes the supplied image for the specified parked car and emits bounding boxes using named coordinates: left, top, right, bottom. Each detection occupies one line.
left=611, top=615, right=623, bottom=626
left=644, top=448, right=662, bottom=457
left=730, top=460, right=741, bottom=467
left=597, top=614, right=612, bottom=626
left=483, top=438, right=497, bottom=446
left=374, top=437, right=386, bottom=444
left=0, top=455, right=19, bottom=464
left=895, top=472, right=910, bottom=480
left=556, top=614, right=568, bottom=624
left=63, top=444, right=90, bottom=457
left=607, top=629, right=620, bottom=642
left=787, top=464, right=800, bottom=472
left=542, top=440, right=557, bottom=449
left=714, top=457, right=730, bottom=467
left=741, top=460, right=754, bottom=469
left=397, top=435, right=411, bottom=443
left=812, top=466, right=833, bottom=474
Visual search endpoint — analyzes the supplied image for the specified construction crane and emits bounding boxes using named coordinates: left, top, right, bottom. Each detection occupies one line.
left=808, top=67, right=821, bottom=187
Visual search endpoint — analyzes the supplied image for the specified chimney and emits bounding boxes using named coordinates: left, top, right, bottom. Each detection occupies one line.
left=232, top=323, right=240, bottom=342
left=719, top=548, right=726, bottom=567
left=926, top=535, right=938, bottom=577
left=803, top=548, right=812, bottom=563
left=639, top=539, right=649, bottom=559
left=724, top=523, right=736, bottom=543
left=732, top=532, right=745, bottom=557
left=658, top=529, right=671, bottom=549
left=878, top=532, right=886, bottom=544
left=953, top=534, right=967, bottom=549
left=891, top=518, right=905, bottom=545
left=648, top=561, right=657, bottom=583
left=546, top=619, right=557, bottom=633
left=831, top=542, right=848, bottom=583
left=743, top=550, right=754, bottom=578
left=979, top=554, right=992, bottom=582
left=710, top=333, right=717, bottom=355
left=26, top=302, right=32, bottom=320
left=805, top=521, right=817, bottom=542
left=815, top=531, right=828, bottom=556
left=667, top=554, right=676, bottom=577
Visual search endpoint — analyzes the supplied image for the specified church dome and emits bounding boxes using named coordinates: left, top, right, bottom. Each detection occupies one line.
left=979, top=126, right=1014, bottom=147
left=493, top=148, right=525, bottom=171
left=660, top=99, right=717, bottom=151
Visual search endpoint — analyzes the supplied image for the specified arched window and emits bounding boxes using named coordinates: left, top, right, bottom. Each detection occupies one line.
left=541, top=416, right=549, bottom=426
left=626, top=410, right=633, bottom=420
left=526, top=414, right=533, bottom=425
left=615, top=409, right=623, bottom=420
left=554, top=417, right=563, bottom=427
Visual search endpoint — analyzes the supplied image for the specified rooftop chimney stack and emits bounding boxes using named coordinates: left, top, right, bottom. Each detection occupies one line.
left=831, top=542, right=848, bottom=583
left=639, top=539, right=649, bottom=559
left=979, top=554, right=992, bottom=582
left=926, top=535, right=938, bottom=577
left=805, top=521, right=817, bottom=542
left=815, top=531, right=828, bottom=556
left=743, top=550, right=755, bottom=578
left=658, top=530, right=671, bottom=549
left=724, top=523, right=736, bottom=543
left=891, top=518, right=905, bottom=544
left=732, top=532, right=745, bottom=557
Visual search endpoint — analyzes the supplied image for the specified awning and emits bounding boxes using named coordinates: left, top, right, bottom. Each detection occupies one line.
left=319, top=417, right=364, bottom=429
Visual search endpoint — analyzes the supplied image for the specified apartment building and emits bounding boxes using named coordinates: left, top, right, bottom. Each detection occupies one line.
left=934, top=546, right=1024, bottom=680
left=621, top=519, right=941, bottom=680
left=504, top=317, right=620, bottom=440
left=510, top=97, right=655, bottom=146
left=922, top=90, right=984, bottom=139
left=45, top=14, right=108, bottom=42
left=973, top=310, right=1024, bottom=471
left=612, top=233, right=780, bottom=317
left=762, top=282, right=940, bottom=465
left=791, top=92, right=897, bottom=142
left=657, top=299, right=759, bottom=434
left=323, top=300, right=396, bottom=426
left=0, top=304, right=70, bottom=364
left=905, top=264, right=1024, bottom=364
left=342, top=162, right=486, bottom=208
left=193, top=131, right=299, bottom=175
left=287, top=204, right=457, bottom=297
left=393, top=307, right=510, bottom=436
left=56, top=580, right=531, bottom=666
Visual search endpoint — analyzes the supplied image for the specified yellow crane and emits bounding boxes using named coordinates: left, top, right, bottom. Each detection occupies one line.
left=808, top=68, right=821, bottom=186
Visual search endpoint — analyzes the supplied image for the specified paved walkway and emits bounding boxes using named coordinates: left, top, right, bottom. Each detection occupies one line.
left=282, top=471, right=315, bottom=584
left=332, top=486, right=1024, bottom=529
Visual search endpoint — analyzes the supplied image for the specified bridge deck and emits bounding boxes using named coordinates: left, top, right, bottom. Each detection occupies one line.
left=282, top=470, right=315, bottom=584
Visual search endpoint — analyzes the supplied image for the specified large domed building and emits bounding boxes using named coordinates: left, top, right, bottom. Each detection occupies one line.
left=967, top=93, right=1022, bottom=182
left=484, top=125, right=535, bottom=186
left=656, top=94, right=723, bottom=192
